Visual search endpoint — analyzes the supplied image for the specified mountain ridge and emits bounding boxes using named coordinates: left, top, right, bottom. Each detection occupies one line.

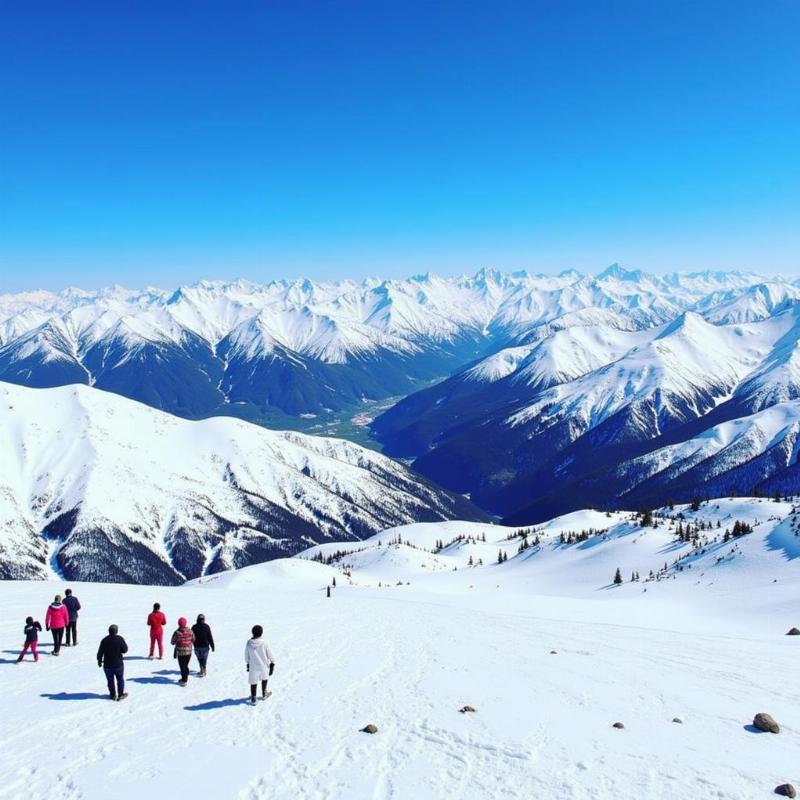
left=0, top=382, right=486, bottom=584
left=1, top=268, right=793, bottom=423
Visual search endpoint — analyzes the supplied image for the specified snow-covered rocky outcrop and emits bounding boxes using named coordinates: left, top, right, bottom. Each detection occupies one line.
left=0, top=383, right=484, bottom=584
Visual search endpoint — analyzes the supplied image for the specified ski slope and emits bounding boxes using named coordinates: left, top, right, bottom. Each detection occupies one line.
left=1, top=498, right=798, bottom=799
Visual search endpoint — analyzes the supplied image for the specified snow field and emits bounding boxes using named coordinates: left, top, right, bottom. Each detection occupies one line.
left=0, top=569, right=798, bottom=800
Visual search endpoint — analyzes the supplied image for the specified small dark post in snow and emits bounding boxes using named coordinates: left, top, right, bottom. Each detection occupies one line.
left=326, top=585, right=331, bottom=598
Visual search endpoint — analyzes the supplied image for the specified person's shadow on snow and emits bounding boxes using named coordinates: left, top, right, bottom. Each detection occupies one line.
left=41, top=692, right=108, bottom=701
left=184, top=698, right=252, bottom=711
left=129, top=676, right=174, bottom=685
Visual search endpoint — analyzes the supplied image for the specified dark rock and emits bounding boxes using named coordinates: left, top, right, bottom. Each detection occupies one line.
left=612, top=722, right=625, bottom=729
left=775, top=784, right=796, bottom=798
left=550, top=650, right=557, bottom=654
left=787, top=627, right=800, bottom=636
left=672, top=717, right=683, bottom=724
left=361, top=724, right=378, bottom=734
left=459, top=705, right=476, bottom=714
left=753, top=713, right=780, bottom=734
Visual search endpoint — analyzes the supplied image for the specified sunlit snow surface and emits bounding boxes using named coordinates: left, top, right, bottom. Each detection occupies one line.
left=1, top=497, right=798, bottom=799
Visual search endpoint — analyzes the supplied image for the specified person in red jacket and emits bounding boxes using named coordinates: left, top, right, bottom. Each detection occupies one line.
left=146, top=602, right=167, bottom=659
left=45, top=594, right=69, bottom=656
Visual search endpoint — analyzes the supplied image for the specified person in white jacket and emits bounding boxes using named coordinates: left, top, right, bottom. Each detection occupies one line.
left=245, top=625, right=275, bottom=705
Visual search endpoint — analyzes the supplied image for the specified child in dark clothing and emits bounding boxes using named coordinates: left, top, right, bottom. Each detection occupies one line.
left=17, top=616, right=42, bottom=663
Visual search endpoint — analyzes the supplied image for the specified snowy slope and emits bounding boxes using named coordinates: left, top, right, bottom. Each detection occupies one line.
left=298, top=498, right=799, bottom=598
left=0, top=496, right=797, bottom=799
left=0, top=383, right=484, bottom=584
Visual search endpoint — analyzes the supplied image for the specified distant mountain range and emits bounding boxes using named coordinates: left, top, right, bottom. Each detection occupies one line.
left=373, top=277, right=800, bottom=520
left=2, top=266, right=790, bottom=420
left=4, top=266, right=800, bottom=525
left=0, top=383, right=484, bottom=584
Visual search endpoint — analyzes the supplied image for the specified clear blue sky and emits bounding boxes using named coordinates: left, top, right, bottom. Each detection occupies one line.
left=1, top=0, right=798, bottom=291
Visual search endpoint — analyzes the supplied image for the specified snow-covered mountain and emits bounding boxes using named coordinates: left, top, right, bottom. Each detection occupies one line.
left=6, top=266, right=800, bottom=524
left=374, top=305, right=800, bottom=520
left=0, top=382, right=484, bottom=584
left=0, top=267, right=791, bottom=422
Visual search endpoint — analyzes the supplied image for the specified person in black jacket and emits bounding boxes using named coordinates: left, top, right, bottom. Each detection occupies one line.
left=17, top=616, right=42, bottom=663
left=97, top=624, right=129, bottom=701
left=63, top=588, right=81, bottom=646
left=191, top=614, right=215, bottom=677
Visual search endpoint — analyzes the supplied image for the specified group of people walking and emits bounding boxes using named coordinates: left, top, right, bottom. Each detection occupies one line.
left=18, top=589, right=81, bottom=662
left=19, top=592, right=276, bottom=705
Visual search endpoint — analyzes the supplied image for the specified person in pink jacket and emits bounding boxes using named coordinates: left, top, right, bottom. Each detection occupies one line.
left=45, top=594, right=69, bottom=656
left=147, top=602, right=167, bottom=659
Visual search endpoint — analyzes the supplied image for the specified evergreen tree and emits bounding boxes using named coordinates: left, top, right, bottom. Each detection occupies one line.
left=613, top=567, right=623, bottom=585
